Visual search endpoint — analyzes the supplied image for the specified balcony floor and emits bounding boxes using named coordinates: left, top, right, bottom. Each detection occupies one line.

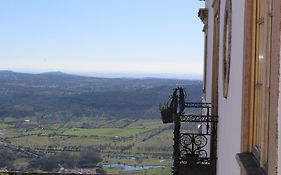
left=179, top=164, right=214, bottom=175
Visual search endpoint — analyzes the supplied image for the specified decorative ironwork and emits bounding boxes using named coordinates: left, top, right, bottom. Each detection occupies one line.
left=180, top=134, right=208, bottom=151
left=185, top=102, right=211, bottom=108
left=180, top=115, right=218, bottom=123
left=161, top=87, right=218, bottom=175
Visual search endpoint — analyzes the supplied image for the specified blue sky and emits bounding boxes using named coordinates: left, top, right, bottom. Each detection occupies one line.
left=0, top=0, right=204, bottom=76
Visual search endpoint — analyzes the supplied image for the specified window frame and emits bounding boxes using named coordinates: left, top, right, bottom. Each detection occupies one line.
left=239, top=0, right=280, bottom=174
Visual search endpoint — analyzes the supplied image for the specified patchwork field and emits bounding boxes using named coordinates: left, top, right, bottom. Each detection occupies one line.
left=62, top=128, right=149, bottom=137
left=0, top=117, right=175, bottom=174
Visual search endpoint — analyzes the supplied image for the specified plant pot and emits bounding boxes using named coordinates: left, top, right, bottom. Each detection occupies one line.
left=185, top=153, right=199, bottom=166
left=160, top=107, right=173, bottom=123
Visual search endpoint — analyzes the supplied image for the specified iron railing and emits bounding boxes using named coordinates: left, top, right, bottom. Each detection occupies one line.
left=161, top=87, right=218, bottom=175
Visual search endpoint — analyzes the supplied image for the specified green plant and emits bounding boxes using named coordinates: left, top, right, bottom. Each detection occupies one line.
left=159, top=104, right=173, bottom=124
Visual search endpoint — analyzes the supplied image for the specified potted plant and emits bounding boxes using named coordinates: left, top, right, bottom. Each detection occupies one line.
left=160, top=104, right=173, bottom=123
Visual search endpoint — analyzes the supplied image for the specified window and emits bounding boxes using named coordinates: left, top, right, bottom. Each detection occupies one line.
left=239, top=0, right=279, bottom=174
left=251, top=0, right=272, bottom=169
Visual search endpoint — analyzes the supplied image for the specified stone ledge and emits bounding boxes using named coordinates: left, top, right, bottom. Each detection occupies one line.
left=236, top=153, right=266, bottom=175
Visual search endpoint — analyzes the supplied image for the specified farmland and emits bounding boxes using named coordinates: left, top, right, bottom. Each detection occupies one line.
left=0, top=117, right=175, bottom=174
left=0, top=71, right=202, bottom=174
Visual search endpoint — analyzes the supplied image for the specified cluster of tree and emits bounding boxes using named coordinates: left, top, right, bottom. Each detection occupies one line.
left=0, top=71, right=203, bottom=120
left=28, top=148, right=102, bottom=171
left=0, top=148, right=16, bottom=168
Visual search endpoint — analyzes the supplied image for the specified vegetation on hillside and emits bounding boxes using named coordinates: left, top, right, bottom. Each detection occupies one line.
left=0, top=71, right=203, bottom=174
left=28, top=148, right=102, bottom=171
left=0, top=71, right=202, bottom=119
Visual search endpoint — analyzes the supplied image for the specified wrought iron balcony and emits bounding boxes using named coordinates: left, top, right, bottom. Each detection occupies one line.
left=161, top=87, right=218, bottom=175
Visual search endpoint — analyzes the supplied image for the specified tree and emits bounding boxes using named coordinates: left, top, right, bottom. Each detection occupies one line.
left=78, top=148, right=102, bottom=168
left=0, top=148, right=16, bottom=168
left=28, top=152, right=78, bottom=171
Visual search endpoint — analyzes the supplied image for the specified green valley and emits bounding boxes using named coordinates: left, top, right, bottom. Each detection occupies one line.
left=0, top=71, right=202, bottom=174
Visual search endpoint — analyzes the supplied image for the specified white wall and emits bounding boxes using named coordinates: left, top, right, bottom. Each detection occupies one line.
left=216, top=0, right=244, bottom=174
left=204, top=0, right=245, bottom=174
left=205, top=0, right=214, bottom=103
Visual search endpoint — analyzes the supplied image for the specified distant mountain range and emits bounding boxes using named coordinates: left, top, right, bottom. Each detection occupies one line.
left=0, top=71, right=203, bottom=119
left=4, top=69, right=202, bottom=80
left=73, top=72, right=203, bottom=80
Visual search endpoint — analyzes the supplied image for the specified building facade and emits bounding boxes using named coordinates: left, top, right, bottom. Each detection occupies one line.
left=199, top=0, right=281, bottom=175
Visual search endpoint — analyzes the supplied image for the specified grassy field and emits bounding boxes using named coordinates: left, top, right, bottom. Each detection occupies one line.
left=62, top=128, right=149, bottom=137
left=0, top=117, right=175, bottom=174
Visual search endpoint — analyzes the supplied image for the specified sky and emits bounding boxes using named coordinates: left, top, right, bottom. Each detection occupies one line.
left=0, top=0, right=204, bottom=77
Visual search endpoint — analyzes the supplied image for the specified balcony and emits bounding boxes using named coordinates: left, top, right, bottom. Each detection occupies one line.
left=161, top=88, right=218, bottom=175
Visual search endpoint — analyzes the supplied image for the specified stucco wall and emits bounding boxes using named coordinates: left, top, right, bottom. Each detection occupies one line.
left=204, top=1, right=281, bottom=174
left=204, top=0, right=244, bottom=174
left=205, top=0, right=214, bottom=103
left=216, top=0, right=244, bottom=175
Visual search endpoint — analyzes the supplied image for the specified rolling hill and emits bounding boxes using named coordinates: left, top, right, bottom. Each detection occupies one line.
left=0, top=71, right=202, bottom=119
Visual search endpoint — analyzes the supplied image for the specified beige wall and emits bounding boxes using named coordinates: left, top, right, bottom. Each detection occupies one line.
left=275, top=69, right=280, bottom=175
left=275, top=72, right=280, bottom=175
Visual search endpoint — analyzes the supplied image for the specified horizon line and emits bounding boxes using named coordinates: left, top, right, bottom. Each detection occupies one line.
left=0, top=69, right=203, bottom=80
